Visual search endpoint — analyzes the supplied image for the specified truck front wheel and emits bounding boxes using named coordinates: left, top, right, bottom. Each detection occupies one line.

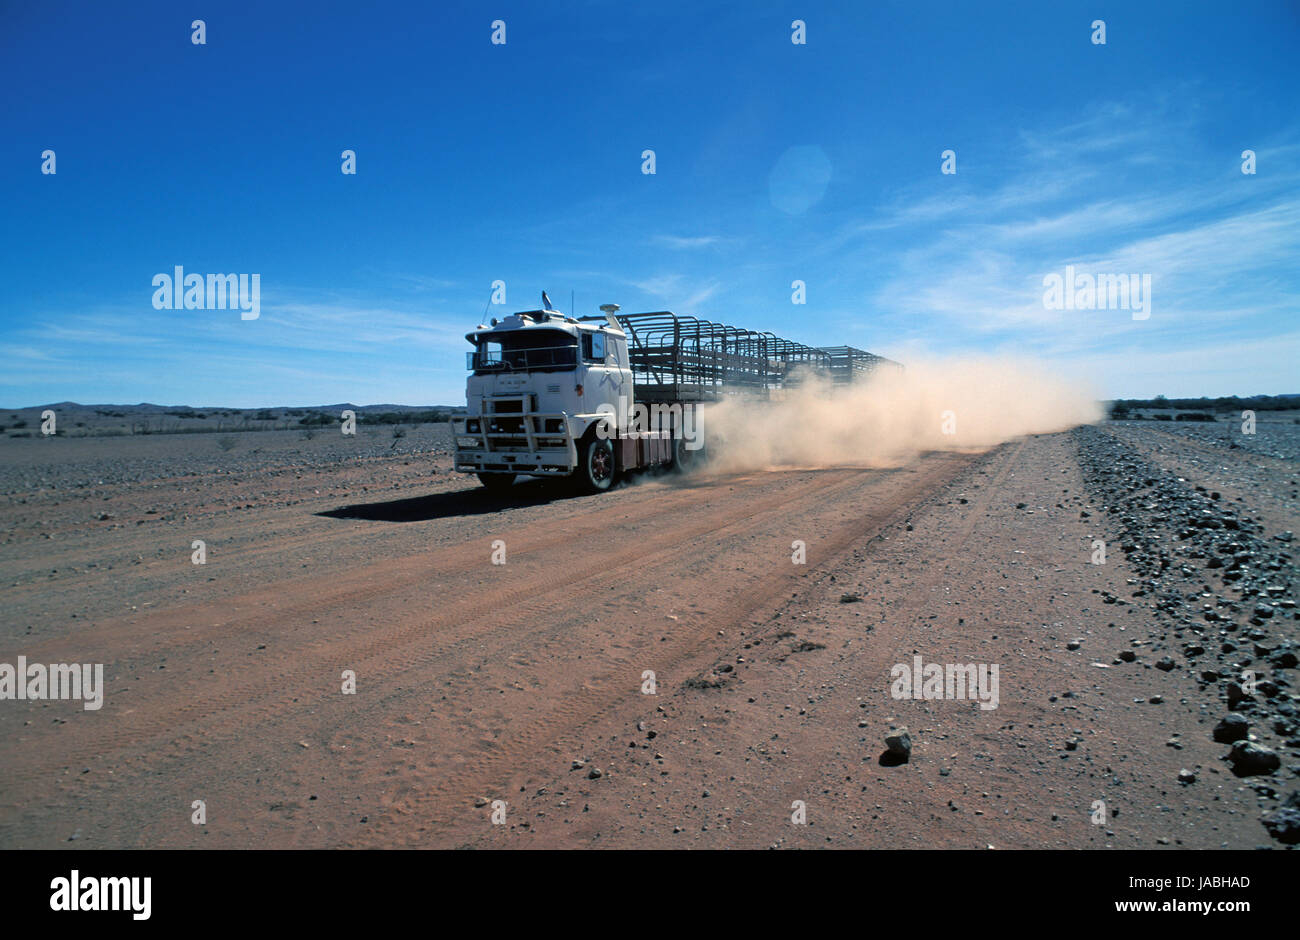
left=576, top=436, right=616, bottom=493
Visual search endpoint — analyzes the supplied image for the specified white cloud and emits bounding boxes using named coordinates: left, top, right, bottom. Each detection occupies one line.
left=630, top=274, right=723, bottom=311
left=650, top=234, right=727, bottom=249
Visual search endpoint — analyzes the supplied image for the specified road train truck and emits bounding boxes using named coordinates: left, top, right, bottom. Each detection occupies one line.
left=452, top=293, right=896, bottom=493
left=451, top=300, right=698, bottom=493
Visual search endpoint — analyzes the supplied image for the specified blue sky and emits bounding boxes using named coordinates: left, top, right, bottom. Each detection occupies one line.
left=2, top=0, right=1297, bottom=407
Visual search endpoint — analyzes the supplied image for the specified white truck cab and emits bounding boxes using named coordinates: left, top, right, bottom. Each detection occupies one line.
left=452, top=301, right=640, bottom=491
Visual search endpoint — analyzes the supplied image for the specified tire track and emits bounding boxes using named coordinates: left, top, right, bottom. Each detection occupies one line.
left=0, top=468, right=881, bottom=794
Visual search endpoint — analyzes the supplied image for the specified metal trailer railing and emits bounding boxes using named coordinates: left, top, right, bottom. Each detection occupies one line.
left=816, top=346, right=903, bottom=384
left=614, top=311, right=856, bottom=400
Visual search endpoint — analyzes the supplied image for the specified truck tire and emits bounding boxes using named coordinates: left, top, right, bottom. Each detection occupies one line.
left=477, top=472, right=515, bottom=491
left=576, top=436, right=616, bottom=493
left=671, top=435, right=705, bottom=474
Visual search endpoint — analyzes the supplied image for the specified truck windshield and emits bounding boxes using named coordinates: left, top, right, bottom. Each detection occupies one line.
left=469, top=329, right=578, bottom=374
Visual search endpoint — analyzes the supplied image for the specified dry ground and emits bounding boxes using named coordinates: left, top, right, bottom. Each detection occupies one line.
left=0, top=420, right=1295, bottom=848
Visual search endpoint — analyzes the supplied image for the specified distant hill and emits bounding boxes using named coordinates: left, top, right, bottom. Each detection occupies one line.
left=5, top=402, right=463, bottom=414
left=1107, top=393, right=1300, bottom=412
left=0, top=402, right=465, bottom=439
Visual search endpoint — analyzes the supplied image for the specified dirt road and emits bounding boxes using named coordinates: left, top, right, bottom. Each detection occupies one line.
left=1, top=424, right=1295, bottom=848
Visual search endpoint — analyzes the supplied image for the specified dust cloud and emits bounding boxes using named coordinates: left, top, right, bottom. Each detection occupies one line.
left=700, top=357, right=1103, bottom=473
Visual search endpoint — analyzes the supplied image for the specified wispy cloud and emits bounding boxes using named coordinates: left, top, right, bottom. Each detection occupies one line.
left=629, top=274, right=723, bottom=311
left=833, top=100, right=1300, bottom=370
left=650, top=234, right=729, bottom=250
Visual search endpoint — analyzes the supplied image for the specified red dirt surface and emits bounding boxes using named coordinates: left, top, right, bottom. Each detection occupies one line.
left=1, top=423, right=1295, bottom=848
